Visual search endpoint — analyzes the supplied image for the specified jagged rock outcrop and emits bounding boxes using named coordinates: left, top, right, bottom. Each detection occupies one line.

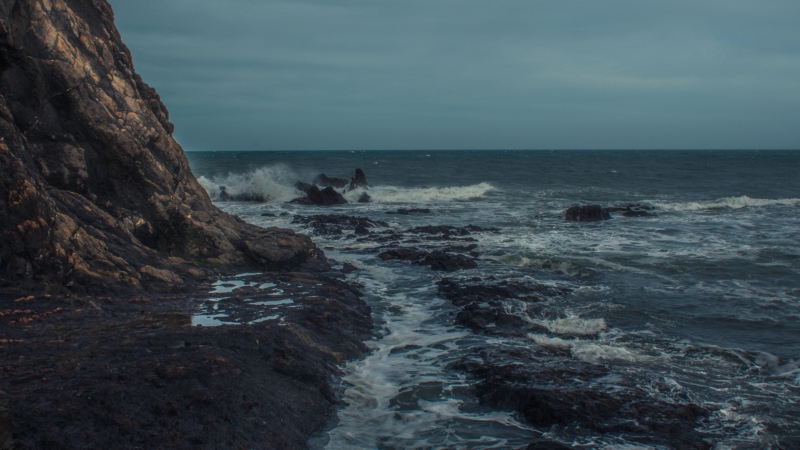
left=0, top=0, right=323, bottom=293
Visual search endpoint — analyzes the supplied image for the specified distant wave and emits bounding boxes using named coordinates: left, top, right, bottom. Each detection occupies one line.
left=198, top=164, right=495, bottom=204
left=655, top=196, right=800, bottom=211
left=348, top=183, right=495, bottom=204
left=197, top=165, right=300, bottom=204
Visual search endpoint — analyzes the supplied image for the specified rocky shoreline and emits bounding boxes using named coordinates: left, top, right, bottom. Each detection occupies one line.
left=1, top=270, right=371, bottom=449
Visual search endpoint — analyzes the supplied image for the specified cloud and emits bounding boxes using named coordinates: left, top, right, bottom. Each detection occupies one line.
left=109, top=0, right=800, bottom=150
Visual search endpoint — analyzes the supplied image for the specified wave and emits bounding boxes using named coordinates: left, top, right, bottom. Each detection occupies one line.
left=654, top=196, right=800, bottom=211
left=197, top=165, right=301, bottom=204
left=354, top=183, right=495, bottom=204
left=537, top=316, right=608, bottom=336
left=197, top=164, right=495, bottom=204
left=528, top=333, right=640, bottom=363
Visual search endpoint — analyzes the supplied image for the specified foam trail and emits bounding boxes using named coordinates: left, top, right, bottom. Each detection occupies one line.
left=654, top=196, right=800, bottom=211
left=362, top=182, right=495, bottom=203
left=197, top=164, right=299, bottom=203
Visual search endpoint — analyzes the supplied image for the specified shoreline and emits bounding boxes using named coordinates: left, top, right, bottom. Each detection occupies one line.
left=1, top=268, right=372, bottom=449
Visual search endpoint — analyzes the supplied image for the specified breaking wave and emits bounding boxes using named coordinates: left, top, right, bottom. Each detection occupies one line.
left=358, top=183, right=495, bottom=204
left=197, top=164, right=495, bottom=205
left=654, top=196, right=800, bottom=211
left=528, top=333, right=641, bottom=363
left=197, top=165, right=301, bottom=204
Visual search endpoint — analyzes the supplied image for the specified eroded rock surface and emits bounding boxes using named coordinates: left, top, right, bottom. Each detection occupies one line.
left=0, top=0, right=323, bottom=294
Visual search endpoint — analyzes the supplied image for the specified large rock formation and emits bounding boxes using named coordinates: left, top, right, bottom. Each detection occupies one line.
left=0, top=0, right=322, bottom=293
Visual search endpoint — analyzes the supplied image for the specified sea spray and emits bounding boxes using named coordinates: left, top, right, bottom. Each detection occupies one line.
left=197, top=164, right=300, bottom=203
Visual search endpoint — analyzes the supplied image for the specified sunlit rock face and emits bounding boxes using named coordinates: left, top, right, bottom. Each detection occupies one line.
left=0, top=0, right=323, bottom=292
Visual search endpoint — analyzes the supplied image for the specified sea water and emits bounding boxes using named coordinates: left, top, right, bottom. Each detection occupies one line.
left=187, top=150, right=800, bottom=448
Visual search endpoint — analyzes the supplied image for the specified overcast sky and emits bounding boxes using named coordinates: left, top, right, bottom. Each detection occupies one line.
left=108, top=0, right=800, bottom=151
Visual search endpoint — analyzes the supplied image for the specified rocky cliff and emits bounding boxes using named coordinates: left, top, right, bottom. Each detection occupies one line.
left=0, top=0, right=322, bottom=293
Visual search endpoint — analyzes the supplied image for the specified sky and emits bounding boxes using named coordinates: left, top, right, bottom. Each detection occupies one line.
left=108, top=0, right=800, bottom=151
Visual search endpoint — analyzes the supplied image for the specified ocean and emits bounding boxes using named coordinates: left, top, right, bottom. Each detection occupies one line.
left=187, top=150, right=800, bottom=449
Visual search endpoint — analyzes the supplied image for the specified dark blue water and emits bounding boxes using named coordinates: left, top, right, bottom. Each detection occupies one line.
left=188, top=150, right=800, bottom=448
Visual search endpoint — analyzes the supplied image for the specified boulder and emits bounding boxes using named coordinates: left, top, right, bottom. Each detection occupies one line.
left=291, top=186, right=348, bottom=206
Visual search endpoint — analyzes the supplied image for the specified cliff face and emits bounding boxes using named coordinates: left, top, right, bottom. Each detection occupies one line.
left=0, top=0, right=322, bottom=292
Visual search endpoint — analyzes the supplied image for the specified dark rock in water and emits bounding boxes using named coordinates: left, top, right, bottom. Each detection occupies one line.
left=606, top=203, right=656, bottom=218
left=341, top=262, right=359, bottom=273
left=295, top=181, right=314, bottom=194
left=291, top=186, right=348, bottom=206
left=422, top=251, right=478, bottom=271
left=564, top=205, right=611, bottom=222
left=622, top=209, right=655, bottom=217
left=261, top=213, right=276, bottom=217
left=353, top=168, right=368, bottom=188
left=293, top=215, right=386, bottom=236
left=438, top=277, right=554, bottom=307
left=313, top=174, right=348, bottom=188
left=456, top=302, right=527, bottom=332
left=453, top=350, right=713, bottom=448
left=387, top=208, right=431, bottom=215
left=358, top=192, right=372, bottom=203
left=379, top=248, right=477, bottom=271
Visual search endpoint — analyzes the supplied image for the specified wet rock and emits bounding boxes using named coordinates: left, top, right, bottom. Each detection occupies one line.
left=387, top=208, right=431, bottom=215
left=313, top=174, right=348, bottom=188
left=0, top=406, right=11, bottom=450
left=350, top=168, right=368, bottom=188
left=291, top=186, right=348, bottom=206
left=379, top=248, right=477, bottom=271
left=358, top=192, right=372, bottom=203
left=341, top=263, right=359, bottom=273
left=455, top=302, right=527, bottom=332
left=295, top=181, right=314, bottom=194
left=453, top=350, right=713, bottom=448
left=293, top=215, right=386, bottom=236
left=564, top=205, right=611, bottom=222
left=437, top=277, right=558, bottom=307
left=606, top=204, right=657, bottom=218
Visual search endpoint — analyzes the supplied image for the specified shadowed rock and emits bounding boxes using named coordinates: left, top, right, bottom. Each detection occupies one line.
left=291, top=186, right=348, bottom=206
left=313, top=173, right=348, bottom=188
left=564, top=205, right=611, bottom=222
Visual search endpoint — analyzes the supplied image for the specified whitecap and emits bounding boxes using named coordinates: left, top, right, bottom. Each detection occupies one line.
left=654, top=196, right=800, bottom=211
left=540, top=316, right=608, bottom=336
left=363, top=183, right=495, bottom=204
left=528, top=333, right=640, bottom=363
left=197, top=164, right=300, bottom=203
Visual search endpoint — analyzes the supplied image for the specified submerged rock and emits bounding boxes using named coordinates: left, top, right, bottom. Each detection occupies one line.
left=453, top=350, right=712, bottom=448
left=387, top=208, right=431, bottom=215
left=564, top=205, right=611, bottom=222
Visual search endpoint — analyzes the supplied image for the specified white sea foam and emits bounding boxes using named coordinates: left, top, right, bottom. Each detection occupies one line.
left=654, top=196, right=800, bottom=211
left=197, top=164, right=300, bottom=203
left=359, top=182, right=495, bottom=204
left=540, top=316, right=608, bottom=336
left=528, top=333, right=640, bottom=363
